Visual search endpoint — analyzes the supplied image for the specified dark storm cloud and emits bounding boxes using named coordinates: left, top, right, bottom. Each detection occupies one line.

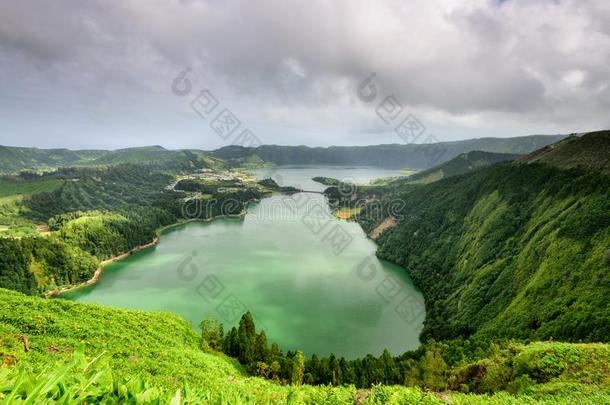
left=0, top=0, right=609, bottom=148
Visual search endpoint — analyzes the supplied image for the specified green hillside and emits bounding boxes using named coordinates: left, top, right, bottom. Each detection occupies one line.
left=370, top=163, right=609, bottom=342
left=0, top=288, right=608, bottom=404
left=351, top=131, right=610, bottom=343
left=0, top=146, right=222, bottom=174
left=90, top=146, right=223, bottom=171
left=0, top=177, right=67, bottom=237
left=518, top=130, right=610, bottom=173
left=0, top=146, right=105, bottom=174
left=0, top=133, right=608, bottom=403
left=0, top=177, right=64, bottom=199
left=406, top=151, right=521, bottom=184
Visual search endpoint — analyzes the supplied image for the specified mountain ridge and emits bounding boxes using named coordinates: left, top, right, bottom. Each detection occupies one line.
left=211, top=134, right=568, bottom=169
left=405, top=150, right=521, bottom=184
left=0, top=134, right=569, bottom=173
left=517, top=130, right=610, bottom=174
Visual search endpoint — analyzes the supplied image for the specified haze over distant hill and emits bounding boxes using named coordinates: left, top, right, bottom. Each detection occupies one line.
left=0, top=145, right=105, bottom=174
left=0, top=145, right=222, bottom=174
left=0, top=133, right=573, bottom=174
left=211, top=134, right=567, bottom=169
left=405, top=151, right=521, bottom=184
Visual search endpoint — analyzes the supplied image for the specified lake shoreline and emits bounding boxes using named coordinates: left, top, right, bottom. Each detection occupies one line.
left=50, top=166, right=423, bottom=357
left=45, top=182, right=389, bottom=299
left=44, top=211, right=248, bottom=298
left=44, top=183, right=302, bottom=299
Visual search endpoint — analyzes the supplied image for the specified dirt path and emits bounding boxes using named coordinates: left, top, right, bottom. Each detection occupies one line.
left=369, top=217, right=397, bottom=240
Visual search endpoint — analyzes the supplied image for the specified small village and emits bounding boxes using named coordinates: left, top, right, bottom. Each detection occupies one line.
left=166, top=169, right=259, bottom=195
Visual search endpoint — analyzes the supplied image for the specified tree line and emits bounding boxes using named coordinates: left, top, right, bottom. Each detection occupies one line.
left=200, top=312, right=509, bottom=391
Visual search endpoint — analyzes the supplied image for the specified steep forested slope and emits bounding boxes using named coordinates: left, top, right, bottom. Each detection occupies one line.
left=518, top=130, right=610, bottom=173
left=367, top=161, right=609, bottom=342
left=21, top=165, right=176, bottom=222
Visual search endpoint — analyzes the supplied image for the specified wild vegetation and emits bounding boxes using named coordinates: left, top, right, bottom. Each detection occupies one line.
left=0, top=145, right=223, bottom=174
left=336, top=132, right=610, bottom=344
left=0, top=165, right=288, bottom=295
left=0, top=132, right=608, bottom=403
left=1, top=289, right=608, bottom=404
left=0, top=175, right=65, bottom=237
left=517, top=130, right=610, bottom=174
left=364, top=162, right=610, bottom=343
left=404, top=150, right=520, bottom=184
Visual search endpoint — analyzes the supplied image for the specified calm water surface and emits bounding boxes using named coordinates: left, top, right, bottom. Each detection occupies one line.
left=64, top=166, right=425, bottom=358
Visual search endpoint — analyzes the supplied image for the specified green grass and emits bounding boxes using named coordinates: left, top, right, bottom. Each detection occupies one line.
left=0, top=289, right=437, bottom=403
left=0, top=177, right=64, bottom=235
left=0, top=178, right=64, bottom=198
left=0, top=289, right=608, bottom=404
left=0, top=179, right=58, bottom=236
left=406, top=169, right=443, bottom=184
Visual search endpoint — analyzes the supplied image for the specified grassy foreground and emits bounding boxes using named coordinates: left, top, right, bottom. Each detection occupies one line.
left=0, top=289, right=608, bottom=404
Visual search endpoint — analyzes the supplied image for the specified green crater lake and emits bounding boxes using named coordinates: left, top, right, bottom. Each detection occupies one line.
left=63, top=166, right=425, bottom=358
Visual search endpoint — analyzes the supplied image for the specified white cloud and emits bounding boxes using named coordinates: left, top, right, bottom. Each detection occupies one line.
left=0, top=0, right=608, bottom=148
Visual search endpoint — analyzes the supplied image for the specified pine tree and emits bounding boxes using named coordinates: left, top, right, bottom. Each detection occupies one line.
left=380, top=349, right=400, bottom=384
left=199, top=317, right=224, bottom=351
left=420, top=345, right=448, bottom=390
left=340, top=357, right=356, bottom=385
left=328, top=354, right=340, bottom=385
left=307, top=353, right=320, bottom=384
left=254, top=330, right=269, bottom=363
left=270, top=361, right=281, bottom=381
left=237, top=312, right=256, bottom=365
left=291, top=350, right=305, bottom=385
left=401, top=358, right=421, bottom=386
left=223, top=327, right=239, bottom=357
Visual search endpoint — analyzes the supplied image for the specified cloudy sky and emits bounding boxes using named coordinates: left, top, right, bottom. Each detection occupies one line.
left=0, top=0, right=609, bottom=150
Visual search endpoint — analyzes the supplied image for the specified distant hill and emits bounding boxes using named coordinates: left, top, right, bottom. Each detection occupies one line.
left=212, top=134, right=567, bottom=170
left=90, top=145, right=170, bottom=164
left=0, top=145, right=223, bottom=174
left=406, top=150, right=521, bottom=184
left=0, top=145, right=105, bottom=173
left=518, top=130, right=610, bottom=174
left=90, top=146, right=224, bottom=171
left=0, top=134, right=569, bottom=173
